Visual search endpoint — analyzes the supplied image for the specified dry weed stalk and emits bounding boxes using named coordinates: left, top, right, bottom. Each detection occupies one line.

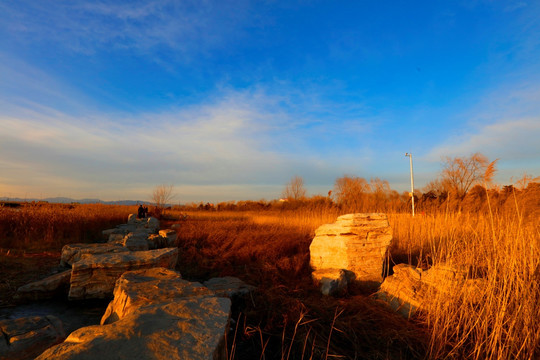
left=390, top=209, right=540, bottom=359
left=0, top=203, right=133, bottom=250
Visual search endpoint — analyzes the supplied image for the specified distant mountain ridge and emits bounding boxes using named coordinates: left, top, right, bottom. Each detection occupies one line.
left=0, top=197, right=151, bottom=205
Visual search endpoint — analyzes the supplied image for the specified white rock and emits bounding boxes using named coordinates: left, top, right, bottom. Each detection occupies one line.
left=39, top=268, right=231, bottom=360
left=68, top=248, right=178, bottom=300
left=61, top=243, right=129, bottom=267
left=310, top=213, right=392, bottom=284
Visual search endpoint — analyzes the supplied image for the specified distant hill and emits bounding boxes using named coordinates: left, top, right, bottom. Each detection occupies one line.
left=0, top=197, right=151, bottom=205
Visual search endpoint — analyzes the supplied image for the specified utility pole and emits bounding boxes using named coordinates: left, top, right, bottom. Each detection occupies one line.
left=405, top=153, right=415, bottom=217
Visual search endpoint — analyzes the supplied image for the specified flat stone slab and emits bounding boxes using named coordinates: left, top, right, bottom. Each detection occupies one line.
left=61, top=243, right=129, bottom=267
left=68, top=248, right=178, bottom=300
left=0, top=315, right=65, bottom=360
left=38, top=268, right=231, bottom=360
left=15, top=270, right=72, bottom=302
left=101, top=268, right=215, bottom=325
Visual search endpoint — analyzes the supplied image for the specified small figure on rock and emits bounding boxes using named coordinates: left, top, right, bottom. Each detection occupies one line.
left=137, top=205, right=144, bottom=219
left=144, top=206, right=149, bottom=218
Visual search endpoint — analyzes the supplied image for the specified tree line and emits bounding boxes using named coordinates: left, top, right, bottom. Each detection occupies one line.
left=160, top=153, right=539, bottom=218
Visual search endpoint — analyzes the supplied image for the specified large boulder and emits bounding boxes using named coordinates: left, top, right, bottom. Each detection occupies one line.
left=146, top=234, right=168, bottom=249
left=101, top=268, right=215, bottom=325
left=14, top=270, right=72, bottom=302
left=127, top=213, right=138, bottom=224
left=159, top=229, right=177, bottom=245
left=38, top=268, right=231, bottom=360
left=61, top=243, right=129, bottom=267
left=121, top=232, right=149, bottom=251
left=377, top=264, right=424, bottom=317
left=103, top=216, right=160, bottom=241
left=0, top=315, right=65, bottom=360
left=68, top=248, right=178, bottom=300
left=311, top=269, right=355, bottom=296
left=378, top=263, right=487, bottom=318
left=146, top=229, right=176, bottom=249
left=310, top=213, right=392, bottom=287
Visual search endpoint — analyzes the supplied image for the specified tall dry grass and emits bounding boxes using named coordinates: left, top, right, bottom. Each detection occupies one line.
left=389, top=209, right=540, bottom=359
left=3, top=198, right=538, bottom=358
left=170, top=206, right=539, bottom=359
left=0, top=203, right=135, bottom=250
left=170, top=209, right=428, bottom=359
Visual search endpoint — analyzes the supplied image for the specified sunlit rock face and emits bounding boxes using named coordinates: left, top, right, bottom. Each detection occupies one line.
left=37, top=268, right=231, bottom=360
left=378, top=263, right=487, bottom=318
left=159, top=229, right=177, bottom=246
left=0, top=315, right=65, bottom=360
left=68, top=248, right=178, bottom=300
left=121, top=231, right=150, bottom=251
left=60, top=243, right=130, bottom=267
left=377, top=264, right=423, bottom=318
left=309, top=213, right=393, bottom=288
left=101, top=267, right=215, bottom=325
left=102, top=216, right=160, bottom=238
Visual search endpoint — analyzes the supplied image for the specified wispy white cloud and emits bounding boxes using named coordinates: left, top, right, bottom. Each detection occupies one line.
left=425, top=77, right=540, bottom=183
left=0, top=0, right=254, bottom=60
left=426, top=118, right=540, bottom=161
left=0, top=82, right=377, bottom=201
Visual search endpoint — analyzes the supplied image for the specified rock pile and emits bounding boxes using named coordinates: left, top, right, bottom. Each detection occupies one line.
left=8, top=214, right=255, bottom=360
left=378, top=263, right=487, bottom=318
left=37, top=268, right=233, bottom=360
left=0, top=315, right=65, bottom=360
left=309, top=213, right=393, bottom=295
left=68, top=247, right=178, bottom=300
left=16, top=215, right=178, bottom=301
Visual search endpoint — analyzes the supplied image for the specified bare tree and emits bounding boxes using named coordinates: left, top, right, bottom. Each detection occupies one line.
left=440, top=153, right=497, bottom=198
left=152, top=184, right=174, bottom=217
left=282, top=176, right=307, bottom=201
left=514, top=173, right=540, bottom=190
left=369, top=177, right=391, bottom=211
left=333, top=175, right=369, bottom=211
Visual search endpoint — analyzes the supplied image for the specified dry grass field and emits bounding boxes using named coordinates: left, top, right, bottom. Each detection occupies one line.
left=168, top=206, right=539, bottom=360
left=0, top=203, right=135, bottom=250
left=1, top=193, right=538, bottom=359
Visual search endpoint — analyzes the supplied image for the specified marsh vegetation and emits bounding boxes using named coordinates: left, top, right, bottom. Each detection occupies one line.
left=1, top=182, right=538, bottom=359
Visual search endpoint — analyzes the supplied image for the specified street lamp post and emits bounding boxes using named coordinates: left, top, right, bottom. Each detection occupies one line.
left=405, top=153, right=415, bottom=217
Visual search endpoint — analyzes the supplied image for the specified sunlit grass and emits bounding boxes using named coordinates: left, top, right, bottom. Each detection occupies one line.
left=2, top=200, right=539, bottom=358
left=171, top=207, right=539, bottom=359
left=389, top=211, right=540, bottom=360
left=0, top=203, right=134, bottom=250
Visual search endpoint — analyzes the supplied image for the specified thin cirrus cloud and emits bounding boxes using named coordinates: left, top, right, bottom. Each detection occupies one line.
left=0, top=51, right=377, bottom=201
left=425, top=78, right=540, bottom=182
left=0, top=0, right=253, bottom=58
left=0, top=86, right=373, bottom=201
left=1, top=1, right=539, bottom=201
left=427, top=118, right=540, bottom=162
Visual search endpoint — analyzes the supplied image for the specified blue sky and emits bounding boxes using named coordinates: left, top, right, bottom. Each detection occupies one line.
left=0, top=0, right=539, bottom=202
